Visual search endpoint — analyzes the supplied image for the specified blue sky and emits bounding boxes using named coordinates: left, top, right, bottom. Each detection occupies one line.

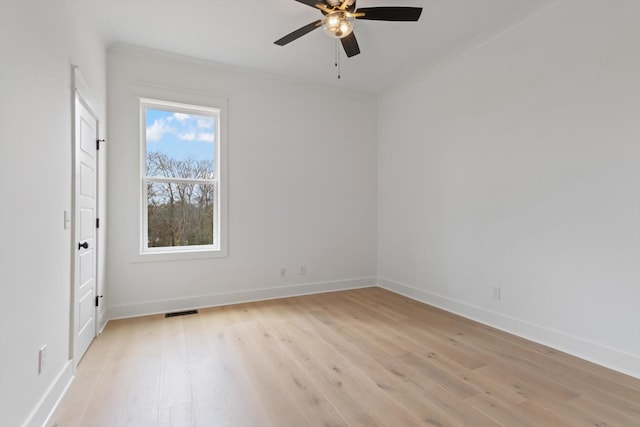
left=145, top=108, right=215, bottom=162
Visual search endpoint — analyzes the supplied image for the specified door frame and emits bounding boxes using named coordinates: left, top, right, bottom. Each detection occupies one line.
left=70, top=66, right=104, bottom=365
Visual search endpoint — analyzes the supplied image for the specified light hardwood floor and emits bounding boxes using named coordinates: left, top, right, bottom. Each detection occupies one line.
left=49, top=287, right=640, bottom=427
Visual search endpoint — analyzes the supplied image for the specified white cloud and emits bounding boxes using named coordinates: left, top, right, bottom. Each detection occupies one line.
left=173, top=112, right=190, bottom=122
left=146, top=119, right=175, bottom=142
left=197, top=132, right=215, bottom=143
left=147, top=112, right=213, bottom=144
left=178, top=131, right=197, bottom=141
left=197, top=118, right=213, bottom=129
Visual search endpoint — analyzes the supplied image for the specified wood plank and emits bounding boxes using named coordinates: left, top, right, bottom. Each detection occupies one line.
left=47, top=288, right=640, bottom=427
left=465, top=393, right=540, bottom=427
left=287, top=306, right=496, bottom=426
left=266, top=321, right=387, bottom=426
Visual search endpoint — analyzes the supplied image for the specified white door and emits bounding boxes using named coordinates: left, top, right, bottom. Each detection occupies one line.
left=74, top=97, right=98, bottom=363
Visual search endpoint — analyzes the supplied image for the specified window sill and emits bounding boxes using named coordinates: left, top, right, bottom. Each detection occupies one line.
left=133, top=247, right=228, bottom=263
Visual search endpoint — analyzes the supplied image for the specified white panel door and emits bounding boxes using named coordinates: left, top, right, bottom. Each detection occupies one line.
left=74, top=97, right=98, bottom=363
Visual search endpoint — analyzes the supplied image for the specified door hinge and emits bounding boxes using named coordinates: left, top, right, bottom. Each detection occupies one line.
left=97, top=139, right=105, bottom=150
left=95, top=295, right=103, bottom=307
left=96, top=218, right=100, bottom=229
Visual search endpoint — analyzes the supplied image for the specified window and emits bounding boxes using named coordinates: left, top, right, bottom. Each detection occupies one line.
left=140, top=99, right=224, bottom=257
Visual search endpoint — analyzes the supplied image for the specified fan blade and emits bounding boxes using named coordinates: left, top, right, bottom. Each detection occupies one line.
left=274, top=20, right=322, bottom=46
left=355, top=7, right=422, bottom=21
left=340, top=32, right=360, bottom=58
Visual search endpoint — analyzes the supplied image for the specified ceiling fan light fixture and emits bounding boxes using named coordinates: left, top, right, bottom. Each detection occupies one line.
left=322, top=11, right=353, bottom=39
left=274, top=1, right=423, bottom=60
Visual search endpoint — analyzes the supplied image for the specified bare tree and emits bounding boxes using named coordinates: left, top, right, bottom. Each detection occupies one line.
left=146, top=152, right=214, bottom=247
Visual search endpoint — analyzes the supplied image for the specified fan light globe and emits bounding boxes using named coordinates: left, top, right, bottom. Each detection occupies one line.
left=322, top=11, right=353, bottom=39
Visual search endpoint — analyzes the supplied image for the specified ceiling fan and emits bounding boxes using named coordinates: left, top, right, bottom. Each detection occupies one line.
left=274, top=0, right=423, bottom=58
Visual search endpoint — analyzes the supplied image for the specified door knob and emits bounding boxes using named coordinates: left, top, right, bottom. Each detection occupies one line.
left=78, top=242, right=89, bottom=250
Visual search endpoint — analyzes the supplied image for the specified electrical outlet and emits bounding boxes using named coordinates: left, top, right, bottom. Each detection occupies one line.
left=280, top=267, right=286, bottom=277
left=38, top=345, right=47, bottom=374
left=299, top=265, right=307, bottom=276
left=492, top=286, right=501, bottom=300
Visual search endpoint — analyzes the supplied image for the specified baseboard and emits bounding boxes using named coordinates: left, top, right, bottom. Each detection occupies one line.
left=22, top=359, right=73, bottom=427
left=108, top=277, right=377, bottom=320
left=378, top=277, right=640, bottom=379
left=105, top=275, right=638, bottom=377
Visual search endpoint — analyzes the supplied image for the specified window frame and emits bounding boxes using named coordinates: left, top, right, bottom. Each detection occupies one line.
left=138, top=97, right=228, bottom=261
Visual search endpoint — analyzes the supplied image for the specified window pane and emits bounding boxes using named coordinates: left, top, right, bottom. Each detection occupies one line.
left=145, top=108, right=215, bottom=179
left=147, top=182, right=215, bottom=247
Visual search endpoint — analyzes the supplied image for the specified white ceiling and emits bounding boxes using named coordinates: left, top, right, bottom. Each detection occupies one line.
left=72, top=0, right=549, bottom=94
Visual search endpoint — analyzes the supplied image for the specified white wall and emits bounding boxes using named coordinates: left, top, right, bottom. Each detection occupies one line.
left=378, top=0, right=640, bottom=377
left=106, top=45, right=377, bottom=318
left=0, top=2, right=107, bottom=426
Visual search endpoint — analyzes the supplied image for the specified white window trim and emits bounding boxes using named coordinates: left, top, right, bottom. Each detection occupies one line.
left=134, top=91, right=228, bottom=262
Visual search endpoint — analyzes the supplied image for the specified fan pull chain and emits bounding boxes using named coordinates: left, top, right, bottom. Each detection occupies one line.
left=335, top=39, right=341, bottom=79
